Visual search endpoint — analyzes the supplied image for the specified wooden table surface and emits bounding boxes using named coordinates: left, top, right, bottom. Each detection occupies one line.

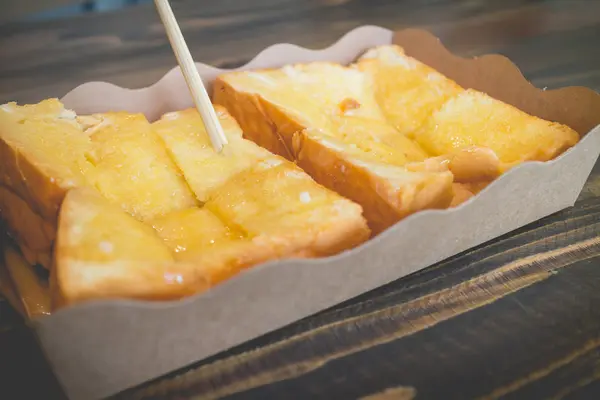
left=1, top=0, right=600, bottom=399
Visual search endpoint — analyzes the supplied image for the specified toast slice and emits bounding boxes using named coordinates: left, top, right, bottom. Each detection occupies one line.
left=0, top=99, right=95, bottom=223
left=53, top=188, right=207, bottom=307
left=355, top=45, right=502, bottom=184
left=214, top=62, right=428, bottom=163
left=414, top=89, right=580, bottom=169
left=205, top=159, right=371, bottom=257
left=84, top=112, right=198, bottom=221
left=357, top=46, right=579, bottom=172
left=54, top=190, right=278, bottom=308
left=153, top=106, right=371, bottom=256
left=152, top=108, right=277, bottom=202
left=356, top=45, right=464, bottom=136
left=214, top=62, right=454, bottom=233
left=0, top=99, right=96, bottom=268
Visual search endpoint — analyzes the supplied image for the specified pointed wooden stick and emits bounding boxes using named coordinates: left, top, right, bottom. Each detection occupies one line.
left=154, top=0, right=228, bottom=152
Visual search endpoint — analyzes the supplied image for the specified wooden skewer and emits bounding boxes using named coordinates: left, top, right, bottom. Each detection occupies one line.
left=154, top=0, right=228, bottom=152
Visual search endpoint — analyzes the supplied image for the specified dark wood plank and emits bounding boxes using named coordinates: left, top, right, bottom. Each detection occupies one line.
left=1, top=0, right=600, bottom=104
left=1, top=0, right=80, bottom=22
left=0, top=1, right=599, bottom=399
left=0, top=321, right=66, bottom=400
left=118, top=196, right=600, bottom=400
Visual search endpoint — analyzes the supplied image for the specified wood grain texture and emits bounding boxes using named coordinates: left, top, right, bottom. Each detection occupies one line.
left=0, top=0, right=599, bottom=399
left=117, top=198, right=600, bottom=400
left=0, top=0, right=81, bottom=22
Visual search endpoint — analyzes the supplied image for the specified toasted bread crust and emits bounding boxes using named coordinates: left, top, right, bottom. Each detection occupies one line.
left=0, top=136, right=78, bottom=223
left=0, top=247, right=27, bottom=317
left=54, top=188, right=204, bottom=306
left=292, top=132, right=453, bottom=234
left=3, top=246, right=51, bottom=317
left=0, top=185, right=54, bottom=268
left=0, top=100, right=93, bottom=223
left=214, top=78, right=296, bottom=160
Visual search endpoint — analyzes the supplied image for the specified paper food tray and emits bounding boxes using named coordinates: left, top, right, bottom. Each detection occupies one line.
left=20, top=26, right=600, bottom=400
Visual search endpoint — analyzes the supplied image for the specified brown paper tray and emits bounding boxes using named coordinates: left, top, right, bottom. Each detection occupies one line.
left=23, top=26, right=600, bottom=400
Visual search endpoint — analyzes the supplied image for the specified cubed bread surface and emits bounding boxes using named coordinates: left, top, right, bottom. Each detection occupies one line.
left=0, top=101, right=370, bottom=309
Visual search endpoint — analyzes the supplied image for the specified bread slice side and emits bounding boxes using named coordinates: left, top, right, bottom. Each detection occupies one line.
left=3, top=245, right=51, bottom=317
left=0, top=185, right=55, bottom=268
left=0, top=99, right=96, bottom=223
left=293, top=131, right=453, bottom=234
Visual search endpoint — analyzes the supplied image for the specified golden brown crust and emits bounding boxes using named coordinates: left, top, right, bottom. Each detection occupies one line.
left=299, top=213, right=372, bottom=257
left=0, top=136, right=73, bottom=223
left=2, top=246, right=51, bottom=317
left=0, top=100, right=92, bottom=223
left=53, top=188, right=208, bottom=307
left=449, top=183, right=475, bottom=208
left=447, top=147, right=502, bottom=182
left=213, top=78, right=295, bottom=160
left=0, top=185, right=55, bottom=268
left=292, top=132, right=452, bottom=234
left=292, top=132, right=401, bottom=234
left=55, top=259, right=210, bottom=306
left=405, top=147, right=502, bottom=183
left=0, top=247, right=26, bottom=317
